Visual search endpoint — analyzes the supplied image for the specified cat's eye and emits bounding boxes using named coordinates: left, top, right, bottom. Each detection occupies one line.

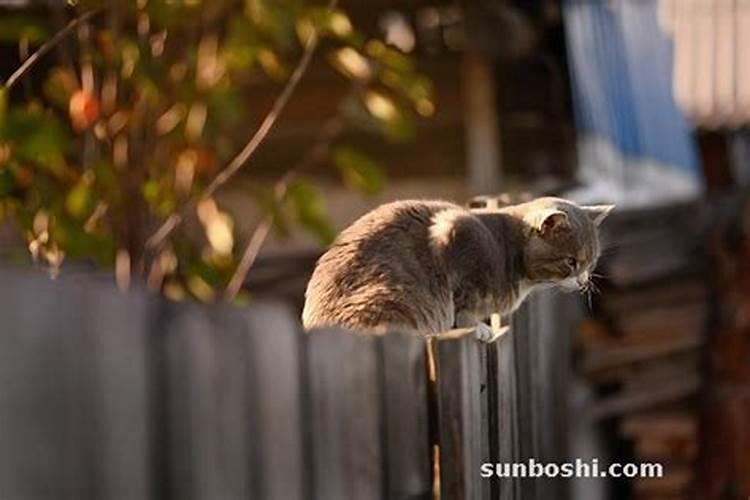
left=566, top=257, right=577, bottom=269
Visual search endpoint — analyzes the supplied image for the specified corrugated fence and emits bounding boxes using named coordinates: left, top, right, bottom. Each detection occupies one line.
left=0, top=268, right=575, bottom=500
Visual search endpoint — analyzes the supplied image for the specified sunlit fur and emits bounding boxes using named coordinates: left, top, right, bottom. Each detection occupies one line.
left=303, top=197, right=612, bottom=334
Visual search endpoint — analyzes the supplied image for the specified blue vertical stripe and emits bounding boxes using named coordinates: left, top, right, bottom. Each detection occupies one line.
left=563, top=0, right=699, bottom=176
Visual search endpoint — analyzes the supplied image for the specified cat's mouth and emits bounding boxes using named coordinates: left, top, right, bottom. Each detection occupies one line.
left=558, top=271, right=593, bottom=291
left=539, top=274, right=595, bottom=294
left=558, top=277, right=580, bottom=292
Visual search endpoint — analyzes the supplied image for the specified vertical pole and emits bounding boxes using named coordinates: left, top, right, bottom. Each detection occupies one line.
left=462, top=51, right=502, bottom=196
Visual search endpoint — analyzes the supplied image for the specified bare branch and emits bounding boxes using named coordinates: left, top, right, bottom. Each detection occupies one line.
left=145, top=0, right=338, bottom=251
left=224, top=115, right=344, bottom=299
left=4, top=8, right=103, bottom=91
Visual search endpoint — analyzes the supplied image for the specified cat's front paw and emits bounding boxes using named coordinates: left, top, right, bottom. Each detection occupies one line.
left=474, top=323, right=509, bottom=343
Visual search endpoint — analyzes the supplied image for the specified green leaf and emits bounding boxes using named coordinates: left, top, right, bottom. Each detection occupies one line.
left=0, top=16, right=50, bottom=43
left=380, top=70, right=435, bottom=113
left=332, top=146, right=386, bottom=196
left=65, top=182, right=94, bottom=219
left=141, top=180, right=160, bottom=205
left=0, top=108, right=70, bottom=166
left=365, top=40, right=414, bottom=73
left=303, top=7, right=352, bottom=39
left=245, top=0, right=300, bottom=49
left=285, top=180, right=335, bottom=245
left=42, top=69, right=77, bottom=110
left=350, top=92, right=415, bottom=142
left=53, top=215, right=116, bottom=266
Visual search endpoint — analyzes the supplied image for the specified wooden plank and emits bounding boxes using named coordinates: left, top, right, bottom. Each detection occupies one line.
left=582, top=332, right=703, bottom=374
left=162, top=302, right=252, bottom=500
left=84, top=283, right=152, bottom=500
left=589, top=374, right=701, bottom=421
left=620, top=412, right=698, bottom=439
left=488, top=325, right=520, bottom=500
left=0, top=269, right=94, bottom=500
left=380, top=332, right=431, bottom=499
left=211, top=306, right=257, bottom=499
left=632, top=465, right=693, bottom=496
left=613, top=303, right=707, bottom=336
left=510, top=300, right=538, bottom=500
left=307, top=328, right=383, bottom=500
left=584, top=352, right=700, bottom=384
left=241, top=302, right=305, bottom=500
left=512, top=291, right=576, bottom=500
left=537, top=292, right=576, bottom=460
left=435, top=331, right=489, bottom=500
left=535, top=293, right=576, bottom=500
left=634, top=436, right=698, bottom=461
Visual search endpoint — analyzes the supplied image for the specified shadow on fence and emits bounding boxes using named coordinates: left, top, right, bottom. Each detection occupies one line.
left=0, top=268, right=576, bottom=500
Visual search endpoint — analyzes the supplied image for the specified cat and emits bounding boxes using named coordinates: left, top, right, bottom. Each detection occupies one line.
left=302, top=197, right=612, bottom=341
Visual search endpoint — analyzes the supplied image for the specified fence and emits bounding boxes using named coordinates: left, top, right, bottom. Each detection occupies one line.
left=0, top=267, right=576, bottom=500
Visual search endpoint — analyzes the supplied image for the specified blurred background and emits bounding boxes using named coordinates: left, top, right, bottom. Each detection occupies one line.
left=1, top=0, right=749, bottom=499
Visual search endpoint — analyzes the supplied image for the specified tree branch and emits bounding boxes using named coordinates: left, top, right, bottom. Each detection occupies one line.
left=224, top=115, right=344, bottom=300
left=145, top=0, right=338, bottom=251
left=4, top=8, right=103, bottom=91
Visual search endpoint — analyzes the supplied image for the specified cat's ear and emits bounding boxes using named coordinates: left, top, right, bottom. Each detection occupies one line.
left=538, top=209, right=570, bottom=234
left=582, top=205, right=615, bottom=226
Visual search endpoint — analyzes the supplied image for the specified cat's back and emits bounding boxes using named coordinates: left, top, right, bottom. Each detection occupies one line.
left=336, top=198, right=457, bottom=240
left=302, top=199, right=463, bottom=331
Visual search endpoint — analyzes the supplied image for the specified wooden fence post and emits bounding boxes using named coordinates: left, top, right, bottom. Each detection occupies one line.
left=511, top=291, right=574, bottom=500
left=161, top=302, right=253, bottom=500
left=380, top=332, right=431, bottom=499
left=306, top=328, right=383, bottom=500
left=0, top=268, right=576, bottom=500
left=511, top=298, right=539, bottom=500
left=0, top=270, right=153, bottom=500
left=241, top=302, right=305, bottom=500
left=487, top=326, right=521, bottom=500
left=434, top=331, right=490, bottom=500
left=84, top=282, right=152, bottom=500
left=0, top=270, right=90, bottom=500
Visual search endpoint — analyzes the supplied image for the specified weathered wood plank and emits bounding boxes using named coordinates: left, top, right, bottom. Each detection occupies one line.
left=510, top=301, right=538, bottom=500
left=162, top=302, right=251, bottom=500
left=242, top=302, right=305, bottom=500
left=488, top=327, right=520, bottom=500
left=380, top=332, right=431, bottom=499
left=533, top=292, right=575, bottom=500
left=307, top=328, right=383, bottom=500
left=435, top=331, right=490, bottom=500
left=0, top=268, right=572, bottom=500
left=84, top=284, right=152, bottom=500
left=0, top=270, right=95, bottom=500
left=512, top=291, right=575, bottom=500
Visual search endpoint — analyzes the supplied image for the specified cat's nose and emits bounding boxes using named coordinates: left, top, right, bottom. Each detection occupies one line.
left=577, top=270, right=590, bottom=287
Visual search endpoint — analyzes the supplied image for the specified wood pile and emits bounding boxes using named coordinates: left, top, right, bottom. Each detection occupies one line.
left=700, top=195, right=750, bottom=499
left=575, top=202, right=712, bottom=500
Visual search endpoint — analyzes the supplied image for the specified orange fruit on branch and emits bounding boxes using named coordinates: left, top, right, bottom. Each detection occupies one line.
left=69, top=90, right=100, bottom=131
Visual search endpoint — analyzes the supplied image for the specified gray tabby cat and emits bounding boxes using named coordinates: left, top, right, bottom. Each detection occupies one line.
left=302, top=197, right=612, bottom=341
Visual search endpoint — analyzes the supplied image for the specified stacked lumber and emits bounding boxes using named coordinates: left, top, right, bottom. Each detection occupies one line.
left=575, top=203, right=711, bottom=500
left=700, top=195, right=750, bottom=499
